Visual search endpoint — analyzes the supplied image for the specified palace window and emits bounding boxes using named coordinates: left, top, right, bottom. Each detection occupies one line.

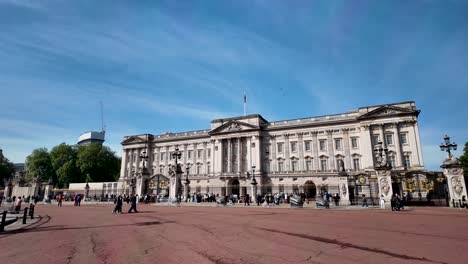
left=197, top=149, right=203, bottom=159
left=278, top=161, right=284, bottom=172
left=372, top=135, right=380, bottom=145
left=385, top=134, right=393, bottom=145
left=279, top=185, right=284, bottom=193
left=400, top=133, right=408, bottom=144
left=291, top=142, right=297, bottom=152
left=306, top=160, right=312, bottom=171
left=336, top=158, right=343, bottom=170
left=351, top=137, right=359, bottom=148
left=353, top=158, right=360, bottom=170
left=404, top=155, right=411, bottom=168
left=207, top=149, right=211, bottom=158
left=320, top=159, right=327, bottom=171
left=389, top=155, right=396, bottom=168
left=160, top=152, right=165, bottom=161
left=291, top=160, right=298, bottom=172
left=197, top=164, right=202, bottom=174
left=277, top=143, right=284, bottom=154
left=159, top=166, right=164, bottom=174
left=188, top=150, right=192, bottom=159
left=319, top=140, right=326, bottom=151
left=207, top=163, right=211, bottom=174
left=335, top=139, right=342, bottom=151
left=304, top=141, right=311, bottom=151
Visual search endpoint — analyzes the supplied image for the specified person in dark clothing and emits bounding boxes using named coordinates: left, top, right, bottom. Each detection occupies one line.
left=128, top=194, right=138, bottom=213
left=244, top=193, right=250, bottom=206
left=113, top=196, right=123, bottom=213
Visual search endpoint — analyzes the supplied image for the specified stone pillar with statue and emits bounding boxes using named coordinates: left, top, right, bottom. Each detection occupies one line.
left=169, top=148, right=183, bottom=203
left=440, top=135, right=467, bottom=208
left=43, top=178, right=54, bottom=203
left=374, top=140, right=393, bottom=208
left=337, top=160, right=350, bottom=206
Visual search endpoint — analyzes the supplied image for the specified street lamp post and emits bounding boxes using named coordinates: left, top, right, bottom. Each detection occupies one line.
left=172, top=148, right=182, bottom=201
left=440, top=135, right=457, bottom=159
left=251, top=165, right=258, bottom=204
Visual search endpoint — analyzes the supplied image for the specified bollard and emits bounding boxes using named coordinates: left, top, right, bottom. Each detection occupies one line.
left=23, top=207, right=28, bottom=224
left=29, top=204, right=35, bottom=219
left=1, top=211, right=7, bottom=232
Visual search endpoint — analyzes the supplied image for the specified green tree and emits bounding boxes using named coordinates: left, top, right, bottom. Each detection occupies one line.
left=25, top=148, right=55, bottom=182
left=0, top=149, right=15, bottom=186
left=77, top=143, right=121, bottom=182
left=460, top=142, right=468, bottom=173
left=50, top=143, right=81, bottom=188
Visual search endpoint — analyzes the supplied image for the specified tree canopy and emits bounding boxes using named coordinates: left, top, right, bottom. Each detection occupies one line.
left=460, top=142, right=468, bottom=173
left=25, top=148, right=55, bottom=183
left=0, top=150, right=15, bottom=186
left=25, top=143, right=121, bottom=187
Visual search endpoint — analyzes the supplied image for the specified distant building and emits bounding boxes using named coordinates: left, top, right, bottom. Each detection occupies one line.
left=77, top=131, right=105, bottom=146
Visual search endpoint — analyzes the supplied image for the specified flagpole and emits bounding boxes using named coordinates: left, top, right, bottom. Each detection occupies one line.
left=243, top=92, right=246, bottom=116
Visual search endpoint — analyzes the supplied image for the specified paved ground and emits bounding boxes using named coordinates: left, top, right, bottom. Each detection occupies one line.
left=0, top=204, right=467, bottom=264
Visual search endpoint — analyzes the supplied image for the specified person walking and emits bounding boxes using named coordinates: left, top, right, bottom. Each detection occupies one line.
left=362, top=194, right=369, bottom=207
left=57, top=194, right=63, bottom=207
left=244, top=193, right=250, bottom=206
left=128, top=194, right=138, bottom=213
left=15, top=196, right=22, bottom=213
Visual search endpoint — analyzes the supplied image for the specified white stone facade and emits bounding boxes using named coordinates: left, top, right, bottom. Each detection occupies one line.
left=120, top=101, right=425, bottom=203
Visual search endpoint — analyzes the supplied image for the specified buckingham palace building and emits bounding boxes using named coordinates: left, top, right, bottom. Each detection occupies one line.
left=119, top=101, right=427, bottom=205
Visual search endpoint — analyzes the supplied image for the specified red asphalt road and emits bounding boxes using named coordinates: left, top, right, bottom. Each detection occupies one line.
left=0, top=204, right=467, bottom=264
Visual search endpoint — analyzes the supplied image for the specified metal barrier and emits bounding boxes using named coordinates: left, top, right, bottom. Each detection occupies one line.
left=23, top=207, right=28, bottom=224
left=1, top=211, right=7, bottom=232
left=29, top=204, right=35, bottom=219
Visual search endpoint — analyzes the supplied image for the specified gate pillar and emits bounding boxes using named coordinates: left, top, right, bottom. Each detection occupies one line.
left=376, top=170, right=393, bottom=208
left=441, top=158, right=467, bottom=208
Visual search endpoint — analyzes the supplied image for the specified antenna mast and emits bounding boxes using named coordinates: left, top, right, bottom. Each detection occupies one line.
left=100, top=101, right=105, bottom=132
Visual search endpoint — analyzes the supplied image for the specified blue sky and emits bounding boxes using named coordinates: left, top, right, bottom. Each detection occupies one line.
left=0, top=0, right=467, bottom=171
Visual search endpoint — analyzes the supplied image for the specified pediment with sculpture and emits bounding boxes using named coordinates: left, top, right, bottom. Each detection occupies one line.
left=209, top=120, right=260, bottom=135
left=357, top=105, right=420, bottom=120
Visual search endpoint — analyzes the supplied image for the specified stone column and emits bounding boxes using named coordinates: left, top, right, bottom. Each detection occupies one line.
left=227, top=138, right=232, bottom=173
left=135, top=148, right=141, bottom=174
left=120, top=149, right=128, bottom=180
left=342, top=128, right=351, bottom=170
left=284, top=134, right=290, bottom=171
left=413, top=121, right=424, bottom=167
left=271, top=135, right=277, bottom=172
left=378, top=124, right=385, bottom=146
left=376, top=169, right=393, bottom=208
left=391, top=123, right=403, bottom=168
left=237, top=137, right=241, bottom=173
left=247, top=136, right=252, bottom=171
left=42, top=180, right=54, bottom=203
left=298, top=132, right=304, bottom=170
left=360, top=124, right=374, bottom=169
left=253, top=135, right=261, bottom=172
left=441, top=158, right=467, bottom=208
left=326, top=130, right=335, bottom=170
left=311, top=131, right=319, bottom=170
left=203, top=142, right=208, bottom=174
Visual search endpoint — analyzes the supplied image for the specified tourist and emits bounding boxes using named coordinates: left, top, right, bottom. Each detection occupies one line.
left=57, top=194, right=63, bottom=207
left=334, top=193, right=341, bottom=206
left=244, top=193, right=250, bottom=206
left=391, top=194, right=398, bottom=211
left=113, top=195, right=123, bottom=213
left=15, top=196, right=22, bottom=213
left=128, top=194, right=138, bottom=213
left=461, top=196, right=467, bottom=209
left=362, top=194, right=368, bottom=207
left=380, top=195, right=385, bottom=209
